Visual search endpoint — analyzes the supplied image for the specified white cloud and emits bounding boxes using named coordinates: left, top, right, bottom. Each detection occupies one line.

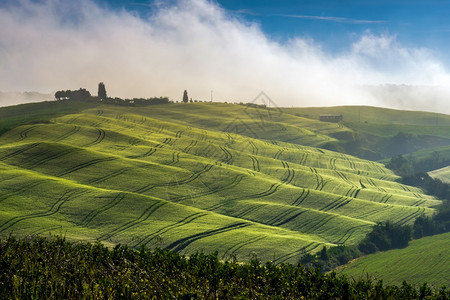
left=0, top=0, right=450, bottom=112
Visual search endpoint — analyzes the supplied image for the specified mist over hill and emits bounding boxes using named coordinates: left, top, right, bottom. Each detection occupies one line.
left=0, top=91, right=52, bottom=107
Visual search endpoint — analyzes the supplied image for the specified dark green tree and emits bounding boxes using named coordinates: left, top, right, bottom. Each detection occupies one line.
left=98, top=82, right=107, bottom=100
left=183, top=90, right=188, bottom=103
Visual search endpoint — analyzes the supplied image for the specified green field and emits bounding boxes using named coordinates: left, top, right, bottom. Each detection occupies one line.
left=0, top=101, right=442, bottom=263
left=429, top=166, right=450, bottom=184
left=338, top=232, right=450, bottom=287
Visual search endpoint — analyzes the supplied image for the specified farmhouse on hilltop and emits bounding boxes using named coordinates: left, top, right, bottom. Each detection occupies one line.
left=319, top=114, right=343, bottom=123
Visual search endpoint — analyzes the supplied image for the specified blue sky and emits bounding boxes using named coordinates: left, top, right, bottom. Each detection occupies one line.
left=102, top=0, right=450, bottom=64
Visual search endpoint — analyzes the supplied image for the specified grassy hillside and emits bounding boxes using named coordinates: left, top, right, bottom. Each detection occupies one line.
left=0, top=101, right=441, bottom=263
left=338, top=232, right=450, bottom=287
left=429, top=166, right=450, bottom=184
left=282, top=106, right=450, bottom=159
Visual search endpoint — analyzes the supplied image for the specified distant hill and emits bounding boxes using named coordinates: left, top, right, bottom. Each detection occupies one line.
left=338, top=232, right=450, bottom=288
left=0, top=101, right=440, bottom=263
left=429, top=166, right=450, bottom=184
left=0, top=91, right=52, bottom=107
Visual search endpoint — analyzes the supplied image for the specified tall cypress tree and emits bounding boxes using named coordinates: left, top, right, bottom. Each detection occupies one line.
left=98, top=82, right=107, bottom=100
left=183, top=90, right=188, bottom=103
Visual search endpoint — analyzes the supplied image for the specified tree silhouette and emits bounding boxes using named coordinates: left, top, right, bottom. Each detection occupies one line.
left=183, top=90, right=188, bottom=103
left=98, top=82, right=107, bottom=100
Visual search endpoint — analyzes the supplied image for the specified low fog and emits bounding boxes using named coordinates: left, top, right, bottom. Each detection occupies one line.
left=1, top=0, right=450, bottom=113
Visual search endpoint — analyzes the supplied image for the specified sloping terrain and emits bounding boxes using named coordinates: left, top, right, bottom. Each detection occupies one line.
left=0, top=102, right=441, bottom=263
left=282, top=106, right=450, bottom=159
left=429, top=166, right=450, bottom=184
left=338, top=232, right=450, bottom=287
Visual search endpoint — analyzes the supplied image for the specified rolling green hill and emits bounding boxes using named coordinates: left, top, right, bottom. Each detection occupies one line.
left=0, top=101, right=442, bottom=263
left=282, top=106, right=450, bottom=159
left=429, top=166, right=450, bottom=184
left=338, top=232, right=450, bottom=287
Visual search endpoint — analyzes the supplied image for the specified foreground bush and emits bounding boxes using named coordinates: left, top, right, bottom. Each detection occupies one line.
left=0, top=236, right=448, bottom=299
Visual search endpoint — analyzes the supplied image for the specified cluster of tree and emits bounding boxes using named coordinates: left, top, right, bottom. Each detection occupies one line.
left=1, top=236, right=447, bottom=299
left=300, top=222, right=414, bottom=272
left=54, top=88, right=91, bottom=101
left=386, top=153, right=450, bottom=176
left=54, top=83, right=170, bottom=107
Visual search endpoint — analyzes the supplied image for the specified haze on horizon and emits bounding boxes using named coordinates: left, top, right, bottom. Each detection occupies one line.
left=1, top=0, right=450, bottom=113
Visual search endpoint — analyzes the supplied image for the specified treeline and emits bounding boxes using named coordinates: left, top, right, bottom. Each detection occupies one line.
left=1, top=236, right=448, bottom=299
left=300, top=222, right=414, bottom=272
left=54, top=88, right=170, bottom=107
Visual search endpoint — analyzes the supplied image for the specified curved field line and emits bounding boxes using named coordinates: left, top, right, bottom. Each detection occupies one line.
left=96, top=110, right=103, bottom=116
left=53, top=125, right=81, bottom=142
left=307, top=214, right=337, bottom=232
left=207, top=183, right=282, bottom=212
left=132, top=212, right=209, bottom=248
left=272, top=242, right=319, bottom=264
left=133, top=164, right=214, bottom=194
left=99, top=202, right=167, bottom=241
left=357, top=205, right=392, bottom=219
left=0, top=180, right=48, bottom=204
left=79, top=193, right=126, bottom=226
left=28, top=147, right=83, bottom=169
left=320, top=196, right=347, bottom=212
left=395, top=207, right=425, bottom=226
left=166, top=222, right=250, bottom=252
left=88, top=168, right=131, bottom=184
left=175, top=130, right=184, bottom=138
left=19, top=126, right=39, bottom=140
left=268, top=208, right=306, bottom=227
left=128, top=137, right=142, bottom=146
left=234, top=205, right=261, bottom=219
left=167, top=152, right=180, bottom=166
left=224, top=236, right=266, bottom=260
left=56, top=157, right=116, bottom=177
left=273, top=149, right=283, bottom=160
left=0, top=143, right=41, bottom=161
left=292, top=189, right=310, bottom=206
left=281, top=161, right=295, bottom=185
left=28, top=225, right=63, bottom=236
left=219, top=146, right=233, bottom=164
left=82, top=128, right=105, bottom=147
left=169, top=174, right=245, bottom=203
left=0, top=190, right=87, bottom=233
left=335, top=224, right=372, bottom=245
left=248, top=155, right=260, bottom=172
left=183, top=140, right=197, bottom=153
left=248, top=140, right=258, bottom=155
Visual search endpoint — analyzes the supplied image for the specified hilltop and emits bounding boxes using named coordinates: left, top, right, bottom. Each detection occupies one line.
left=0, top=100, right=443, bottom=263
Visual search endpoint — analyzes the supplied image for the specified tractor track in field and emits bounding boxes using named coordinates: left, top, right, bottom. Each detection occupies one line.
left=79, top=193, right=126, bottom=226
left=267, top=208, right=305, bottom=227
left=88, top=168, right=132, bottom=184
left=395, top=207, right=425, bottom=226
left=335, top=224, right=371, bottom=245
left=320, top=196, right=351, bottom=212
left=169, top=174, right=245, bottom=203
left=99, top=201, right=167, bottom=241
left=133, top=164, right=214, bottom=194
left=248, top=155, right=260, bottom=172
left=19, top=126, right=39, bottom=140
left=133, top=212, right=209, bottom=248
left=273, top=149, right=283, bottom=160
left=168, top=152, right=180, bottom=165
left=272, top=242, right=319, bottom=264
left=292, top=189, right=310, bottom=206
left=207, top=183, right=282, bottom=212
left=183, top=140, right=197, bottom=153
left=56, top=157, right=117, bottom=177
left=219, top=146, right=233, bottom=164
left=307, top=214, right=337, bottom=232
left=28, top=147, right=83, bottom=169
left=0, top=190, right=88, bottom=233
left=0, top=143, right=41, bottom=161
left=82, top=128, right=105, bottom=147
left=281, top=161, right=295, bottom=185
left=166, top=222, right=250, bottom=252
left=0, top=180, right=48, bottom=204
left=223, top=236, right=266, bottom=260
left=53, top=125, right=81, bottom=142
left=248, top=140, right=258, bottom=155
left=357, top=205, right=392, bottom=219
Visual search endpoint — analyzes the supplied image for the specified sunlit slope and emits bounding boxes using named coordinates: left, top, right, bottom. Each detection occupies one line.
left=0, top=102, right=440, bottom=263
left=339, top=232, right=450, bottom=287
left=429, top=166, right=450, bottom=184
